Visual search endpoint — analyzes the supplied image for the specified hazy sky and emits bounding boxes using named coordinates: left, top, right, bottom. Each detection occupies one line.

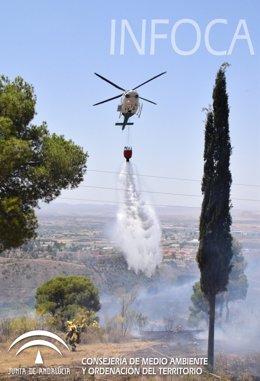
left=1, top=0, right=259, bottom=210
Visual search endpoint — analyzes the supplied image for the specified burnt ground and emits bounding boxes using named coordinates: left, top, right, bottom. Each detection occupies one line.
left=133, top=330, right=260, bottom=379
left=1, top=329, right=260, bottom=381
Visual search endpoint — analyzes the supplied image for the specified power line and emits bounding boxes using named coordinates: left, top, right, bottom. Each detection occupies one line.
left=88, top=169, right=200, bottom=183
left=75, top=184, right=260, bottom=203
left=79, top=185, right=202, bottom=198
left=58, top=196, right=260, bottom=209
left=58, top=197, right=199, bottom=209
left=87, top=169, right=260, bottom=188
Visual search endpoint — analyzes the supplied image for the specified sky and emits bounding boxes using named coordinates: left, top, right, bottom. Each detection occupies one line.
left=1, top=0, right=259, bottom=211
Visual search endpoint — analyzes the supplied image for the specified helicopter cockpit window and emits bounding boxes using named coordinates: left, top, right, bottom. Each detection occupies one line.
left=125, top=94, right=130, bottom=98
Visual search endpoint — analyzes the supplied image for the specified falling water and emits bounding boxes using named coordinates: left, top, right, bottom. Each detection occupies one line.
left=115, top=162, right=162, bottom=277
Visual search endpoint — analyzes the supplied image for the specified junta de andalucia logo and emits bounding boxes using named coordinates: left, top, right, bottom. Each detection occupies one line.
left=8, top=330, right=69, bottom=365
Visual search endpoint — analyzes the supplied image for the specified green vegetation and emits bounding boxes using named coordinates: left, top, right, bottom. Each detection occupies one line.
left=1, top=316, right=41, bottom=339
left=222, top=240, right=248, bottom=321
left=35, top=275, right=100, bottom=330
left=189, top=281, right=208, bottom=327
left=0, top=75, right=88, bottom=253
left=197, top=63, right=233, bottom=370
left=189, top=240, right=248, bottom=326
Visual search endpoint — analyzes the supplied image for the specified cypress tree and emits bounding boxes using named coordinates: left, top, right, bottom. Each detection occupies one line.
left=197, top=63, right=233, bottom=370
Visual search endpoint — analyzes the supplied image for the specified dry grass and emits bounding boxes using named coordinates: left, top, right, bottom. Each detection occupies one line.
left=0, top=340, right=154, bottom=374
left=1, top=340, right=259, bottom=380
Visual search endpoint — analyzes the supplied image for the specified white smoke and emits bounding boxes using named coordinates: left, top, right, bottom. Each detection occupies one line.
left=115, top=162, right=162, bottom=277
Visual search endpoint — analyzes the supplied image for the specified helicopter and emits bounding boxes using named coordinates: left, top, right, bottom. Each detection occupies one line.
left=93, top=71, right=166, bottom=130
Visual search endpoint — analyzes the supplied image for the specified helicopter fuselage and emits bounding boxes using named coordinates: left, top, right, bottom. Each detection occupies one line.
left=119, top=90, right=139, bottom=116
left=93, top=71, right=166, bottom=130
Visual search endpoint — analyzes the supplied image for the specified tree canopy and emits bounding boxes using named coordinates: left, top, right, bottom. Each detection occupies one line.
left=35, top=275, right=101, bottom=328
left=0, top=75, right=88, bottom=253
left=189, top=240, right=248, bottom=326
left=196, top=63, right=233, bottom=370
left=197, top=67, right=233, bottom=296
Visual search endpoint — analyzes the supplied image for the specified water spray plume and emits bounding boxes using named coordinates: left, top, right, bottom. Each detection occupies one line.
left=115, top=162, right=162, bottom=277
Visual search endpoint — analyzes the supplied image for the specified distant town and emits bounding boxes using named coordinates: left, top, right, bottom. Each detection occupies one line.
left=0, top=204, right=259, bottom=319
left=3, top=204, right=259, bottom=269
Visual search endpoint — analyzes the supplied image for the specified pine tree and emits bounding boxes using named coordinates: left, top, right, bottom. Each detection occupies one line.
left=197, top=64, right=233, bottom=370
left=0, top=76, right=88, bottom=253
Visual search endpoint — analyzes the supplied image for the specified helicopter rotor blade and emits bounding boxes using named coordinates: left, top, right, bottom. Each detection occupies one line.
left=93, top=94, right=122, bottom=106
left=133, top=71, right=167, bottom=90
left=139, top=97, right=157, bottom=105
left=94, top=73, right=125, bottom=91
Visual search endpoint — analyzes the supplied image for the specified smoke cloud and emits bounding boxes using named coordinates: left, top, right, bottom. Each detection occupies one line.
left=115, top=162, right=162, bottom=277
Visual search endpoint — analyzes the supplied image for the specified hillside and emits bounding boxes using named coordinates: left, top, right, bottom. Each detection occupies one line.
left=0, top=252, right=191, bottom=319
